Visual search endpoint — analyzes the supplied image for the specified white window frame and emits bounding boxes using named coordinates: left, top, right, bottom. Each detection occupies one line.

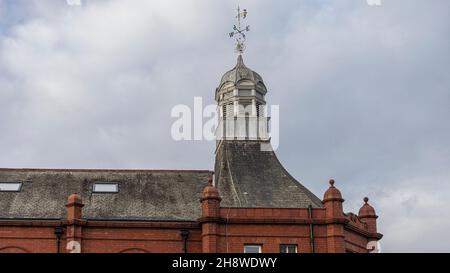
left=0, top=182, right=23, bottom=192
left=93, top=182, right=119, bottom=193
left=244, top=244, right=262, bottom=253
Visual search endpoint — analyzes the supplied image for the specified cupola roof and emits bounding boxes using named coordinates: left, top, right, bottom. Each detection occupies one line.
left=219, top=55, right=264, bottom=89
left=358, top=197, right=377, bottom=218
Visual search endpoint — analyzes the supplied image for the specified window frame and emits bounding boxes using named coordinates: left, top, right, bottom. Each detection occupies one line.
left=92, top=182, right=119, bottom=193
left=0, top=182, right=23, bottom=192
left=244, top=244, right=262, bottom=253
left=280, top=244, right=298, bottom=253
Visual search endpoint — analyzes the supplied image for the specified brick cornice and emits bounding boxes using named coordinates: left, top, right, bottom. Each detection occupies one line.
left=0, top=219, right=201, bottom=229
left=66, top=219, right=87, bottom=226
left=197, top=217, right=222, bottom=224
left=324, top=217, right=349, bottom=225
left=345, top=223, right=383, bottom=240
left=0, top=219, right=63, bottom=227
left=198, top=217, right=350, bottom=225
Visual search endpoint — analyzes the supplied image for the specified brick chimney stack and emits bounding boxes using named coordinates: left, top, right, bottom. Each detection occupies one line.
left=66, top=193, right=84, bottom=221
left=200, top=177, right=221, bottom=253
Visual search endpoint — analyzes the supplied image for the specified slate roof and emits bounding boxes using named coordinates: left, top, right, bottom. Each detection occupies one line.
left=0, top=169, right=212, bottom=221
left=0, top=141, right=323, bottom=221
left=214, top=140, right=323, bottom=208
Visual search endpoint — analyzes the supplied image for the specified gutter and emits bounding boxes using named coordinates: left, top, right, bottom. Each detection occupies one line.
left=308, top=205, right=315, bottom=253
left=180, top=229, right=190, bottom=253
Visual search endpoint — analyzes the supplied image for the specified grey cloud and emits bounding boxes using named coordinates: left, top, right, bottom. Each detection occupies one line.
left=0, top=0, right=449, bottom=252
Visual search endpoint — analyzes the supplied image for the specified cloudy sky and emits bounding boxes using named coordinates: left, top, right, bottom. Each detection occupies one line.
left=0, top=0, right=449, bottom=252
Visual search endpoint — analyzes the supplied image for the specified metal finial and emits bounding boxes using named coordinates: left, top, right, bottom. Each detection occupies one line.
left=229, top=6, right=250, bottom=54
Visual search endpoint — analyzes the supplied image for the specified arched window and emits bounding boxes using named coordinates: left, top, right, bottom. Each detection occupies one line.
left=119, top=248, right=149, bottom=253
left=0, top=246, right=30, bottom=253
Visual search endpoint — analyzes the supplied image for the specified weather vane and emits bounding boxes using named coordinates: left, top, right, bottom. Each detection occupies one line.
left=229, top=6, right=250, bottom=54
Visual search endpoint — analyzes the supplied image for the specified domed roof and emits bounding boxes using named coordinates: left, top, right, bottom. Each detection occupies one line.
left=358, top=197, right=377, bottom=218
left=219, top=55, right=264, bottom=89
left=66, top=193, right=83, bottom=205
left=201, top=177, right=221, bottom=201
left=323, top=179, right=344, bottom=201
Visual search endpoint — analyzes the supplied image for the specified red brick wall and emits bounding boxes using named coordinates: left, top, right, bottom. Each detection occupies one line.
left=0, top=221, right=202, bottom=253
left=0, top=224, right=60, bottom=253
left=0, top=207, right=380, bottom=253
left=81, top=227, right=202, bottom=253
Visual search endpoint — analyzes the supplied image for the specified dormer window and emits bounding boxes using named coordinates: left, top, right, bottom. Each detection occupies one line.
left=93, top=183, right=118, bottom=193
left=0, top=182, right=22, bottom=192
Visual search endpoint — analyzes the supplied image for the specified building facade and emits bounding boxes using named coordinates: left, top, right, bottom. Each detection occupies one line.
left=0, top=55, right=382, bottom=253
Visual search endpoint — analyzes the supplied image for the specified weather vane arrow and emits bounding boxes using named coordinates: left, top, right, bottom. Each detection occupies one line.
left=229, top=6, right=250, bottom=54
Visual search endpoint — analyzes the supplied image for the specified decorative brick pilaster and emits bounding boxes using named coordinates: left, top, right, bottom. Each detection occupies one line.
left=323, top=179, right=346, bottom=253
left=65, top=193, right=84, bottom=253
